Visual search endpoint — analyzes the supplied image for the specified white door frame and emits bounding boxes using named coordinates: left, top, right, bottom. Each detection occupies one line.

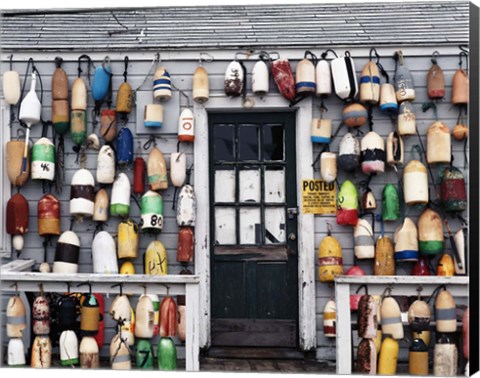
left=194, top=94, right=316, bottom=351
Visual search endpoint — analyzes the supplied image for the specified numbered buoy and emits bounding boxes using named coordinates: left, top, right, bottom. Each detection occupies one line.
left=380, top=83, right=398, bottom=114
left=434, top=334, right=458, bottom=377
left=386, top=131, right=404, bottom=166
left=59, top=330, right=79, bottom=366
left=381, top=297, right=403, bottom=339
left=452, top=67, right=469, bottom=105
left=323, top=300, right=336, bottom=337
left=135, top=295, right=154, bottom=338
left=3, top=69, right=21, bottom=105
left=110, top=334, right=131, bottom=370
left=428, top=59, right=445, bottom=100
left=418, top=208, right=444, bottom=255
left=145, top=240, right=168, bottom=275
left=356, top=339, right=376, bottom=374
left=33, top=295, right=50, bottom=335
left=6, top=140, right=30, bottom=187
left=374, top=236, right=395, bottom=275
left=437, top=254, right=455, bottom=276
left=118, top=219, right=138, bottom=259
left=116, top=81, right=133, bottom=114
left=336, top=180, right=358, bottom=226
left=382, top=184, right=399, bottom=221
left=110, top=173, right=131, bottom=217
left=93, top=189, right=109, bottom=222
left=360, top=61, right=380, bottom=104
left=176, top=184, right=197, bottom=227
left=361, top=131, right=385, bottom=174
left=178, top=108, right=195, bottom=142
left=358, top=295, right=378, bottom=339
left=412, top=257, right=431, bottom=276
left=7, top=193, right=29, bottom=236
left=160, top=296, right=178, bottom=337
left=409, top=338, right=429, bottom=375
left=177, top=226, right=194, bottom=263
left=397, top=101, right=416, bottom=136
left=141, top=190, right=164, bottom=232
left=441, top=166, right=467, bottom=212
left=53, top=231, right=80, bottom=273
left=338, top=133, right=360, bottom=172
left=311, top=118, right=332, bottom=143
left=79, top=336, right=99, bottom=369
left=331, top=52, right=358, bottom=100
left=361, top=189, right=377, bottom=210
left=6, top=296, right=26, bottom=338
left=394, top=52, right=415, bottom=102
left=135, top=339, right=154, bottom=369
left=7, top=338, right=26, bottom=367
left=70, top=169, right=95, bottom=218
left=170, top=152, right=187, bottom=187
left=454, top=229, right=466, bottom=275
left=403, top=160, right=428, bottom=205
left=31, top=336, right=52, bottom=368
left=427, top=121, right=451, bottom=164
left=463, top=307, right=469, bottom=359
left=315, top=58, right=332, bottom=97
left=271, top=58, right=296, bottom=102
left=435, top=288, right=456, bottom=332
left=148, top=294, right=160, bottom=336
left=80, top=294, right=100, bottom=336
left=31, top=137, right=55, bottom=181
left=394, top=218, right=418, bottom=262
left=318, top=233, right=343, bottom=282
left=354, top=218, right=374, bottom=259
left=92, top=62, right=112, bottom=102
left=144, top=104, right=163, bottom=128
left=148, top=147, right=168, bottom=191
left=116, top=127, right=134, bottom=166
left=100, top=109, right=117, bottom=142
left=252, top=60, right=269, bottom=96
left=134, top=156, right=146, bottom=197
left=296, top=58, right=316, bottom=95
left=157, top=337, right=177, bottom=371
left=92, top=231, right=118, bottom=274
left=193, top=66, right=209, bottom=103
left=96, top=145, right=115, bottom=184
left=342, top=102, right=368, bottom=128
left=153, top=66, right=172, bottom=101
left=320, top=152, right=337, bottom=184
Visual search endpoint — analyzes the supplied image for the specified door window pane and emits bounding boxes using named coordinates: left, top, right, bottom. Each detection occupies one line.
left=238, top=125, right=259, bottom=160
left=215, top=169, right=236, bottom=203
left=263, top=124, right=284, bottom=161
left=239, top=207, right=261, bottom=244
left=265, top=207, right=286, bottom=244
left=264, top=167, right=285, bottom=203
left=214, top=125, right=235, bottom=161
left=215, top=207, right=236, bottom=245
left=239, top=168, right=261, bottom=203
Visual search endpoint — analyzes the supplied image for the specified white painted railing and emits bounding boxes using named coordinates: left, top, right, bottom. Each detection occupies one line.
left=334, top=275, right=469, bottom=375
left=1, top=259, right=201, bottom=371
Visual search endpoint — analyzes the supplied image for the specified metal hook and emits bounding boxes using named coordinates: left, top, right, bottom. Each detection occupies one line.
left=38, top=283, right=45, bottom=296
left=9, top=54, right=13, bottom=70
left=65, top=282, right=71, bottom=294
left=380, top=285, right=393, bottom=299
left=355, top=284, right=369, bottom=296
left=141, top=284, right=147, bottom=295
left=77, top=282, right=93, bottom=295
left=155, top=52, right=161, bottom=64
left=161, top=284, right=171, bottom=296
left=431, top=51, right=439, bottom=65
left=326, top=222, right=333, bottom=236
left=369, top=47, right=380, bottom=63
left=10, top=282, right=18, bottom=295
left=199, top=52, right=214, bottom=65
left=416, top=285, right=423, bottom=300
left=111, top=283, right=123, bottom=296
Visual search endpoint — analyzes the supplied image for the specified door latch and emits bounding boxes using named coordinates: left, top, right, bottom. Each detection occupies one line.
left=287, top=207, right=299, bottom=220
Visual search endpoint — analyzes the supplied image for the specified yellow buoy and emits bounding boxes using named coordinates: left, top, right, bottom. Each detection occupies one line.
left=317, top=232, right=343, bottom=283
left=118, top=219, right=139, bottom=259
left=145, top=240, right=168, bottom=275
left=378, top=337, right=399, bottom=375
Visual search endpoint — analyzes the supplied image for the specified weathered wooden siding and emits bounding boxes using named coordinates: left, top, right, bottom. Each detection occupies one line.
left=1, top=46, right=469, bottom=363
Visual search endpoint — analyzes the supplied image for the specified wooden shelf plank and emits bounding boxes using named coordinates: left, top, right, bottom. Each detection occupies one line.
left=335, top=275, right=469, bottom=285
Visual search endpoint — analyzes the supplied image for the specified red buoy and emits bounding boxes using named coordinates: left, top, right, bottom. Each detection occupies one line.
left=134, top=156, right=146, bottom=197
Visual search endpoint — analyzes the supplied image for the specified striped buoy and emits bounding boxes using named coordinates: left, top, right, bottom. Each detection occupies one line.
left=59, top=330, right=79, bottom=366
left=381, top=297, right=403, bottom=339
left=148, top=147, right=168, bottom=191
left=171, top=152, right=187, bottom=187
left=71, top=77, right=87, bottom=145
left=38, top=194, right=61, bottom=237
left=145, top=240, right=168, bottom=275
left=386, top=131, right=404, bottom=166
left=318, top=233, right=343, bottom=282
left=380, top=83, right=398, bottom=114
left=408, top=300, right=431, bottom=343
left=80, top=294, right=100, bottom=336
left=360, top=61, right=380, bottom=105
left=427, top=121, right=451, bottom=164
left=141, top=190, right=164, bottom=232
left=418, top=208, right=444, bottom=255
left=342, top=103, right=368, bottom=128
left=397, top=101, right=416, bottom=136
left=33, top=295, right=50, bottom=335
left=52, top=101, right=69, bottom=135
left=70, top=169, right=95, bottom=218
left=6, top=295, right=27, bottom=338
left=435, top=289, right=456, bottom=333
left=403, top=160, right=428, bottom=205
left=100, top=109, right=117, bottom=142
left=354, top=218, right=374, bottom=259
left=331, top=52, right=358, bottom=100
left=374, top=236, right=395, bottom=275
left=110, top=173, right=131, bottom=217
left=144, top=104, right=163, bottom=128
left=53, top=231, right=80, bottom=273
left=92, top=231, right=118, bottom=274
left=178, top=108, right=195, bottom=142
left=148, top=294, right=160, bottom=336
left=295, top=57, right=316, bottom=95
left=338, top=133, right=360, bottom=172
left=394, top=218, right=418, bottom=262
left=118, top=219, right=138, bottom=259
left=176, top=185, right=197, bottom=227
left=361, top=131, right=385, bottom=174
left=153, top=67, right=172, bottom=101
left=110, top=334, right=131, bottom=370
left=336, top=180, right=358, bottom=226
left=93, top=189, right=109, bottom=222
left=96, top=145, right=115, bottom=184
left=193, top=66, right=209, bottom=103
left=252, top=60, right=269, bottom=96
left=135, top=295, right=154, bottom=338
left=311, top=118, right=332, bottom=144
left=79, top=336, right=99, bottom=369
left=323, top=300, right=336, bottom=337
left=31, top=138, right=55, bottom=181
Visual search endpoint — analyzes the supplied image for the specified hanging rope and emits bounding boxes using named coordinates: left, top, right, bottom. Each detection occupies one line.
left=133, top=53, right=159, bottom=103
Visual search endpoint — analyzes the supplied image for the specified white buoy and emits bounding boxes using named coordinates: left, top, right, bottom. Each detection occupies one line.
left=96, top=145, right=115, bottom=184
left=92, top=231, right=118, bottom=274
left=252, top=60, right=269, bottom=96
left=70, top=169, right=95, bottom=218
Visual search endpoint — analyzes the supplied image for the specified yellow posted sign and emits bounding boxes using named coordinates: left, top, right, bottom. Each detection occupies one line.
left=302, top=180, right=336, bottom=214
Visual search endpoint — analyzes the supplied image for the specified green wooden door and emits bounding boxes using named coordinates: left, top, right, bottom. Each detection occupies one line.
left=209, top=111, right=299, bottom=348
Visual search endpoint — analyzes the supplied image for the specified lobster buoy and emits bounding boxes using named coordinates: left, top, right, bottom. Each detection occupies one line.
left=148, top=147, right=168, bottom=191
left=386, top=131, right=404, bottom=166
left=296, top=58, right=316, bottom=95
left=408, top=299, right=431, bottom=336
left=116, top=127, right=134, bottom=166
left=135, top=339, right=154, bottom=369
left=178, top=298, right=186, bottom=342
left=110, top=294, right=132, bottom=324
left=356, top=339, right=376, bottom=374
left=118, top=219, right=138, bottom=259
left=110, top=173, right=131, bottom=217
left=12, top=235, right=24, bottom=254
left=193, top=66, right=209, bottom=103
left=79, top=336, right=99, bottom=369
left=437, top=254, right=455, bottom=276
left=358, top=295, right=378, bottom=339
left=360, top=61, right=380, bottom=104
left=148, top=294, right=160, bottom=336
left=331, top=52, right=358, bottom=100
left=403, top=160, right=429, bottom=205
left=454, top=229, right=466, bottom=275
left=71, top=77, right=87, bottom=110
left=453, top=123, right=468, bottom=141
left=441, top=166, right=467, bottom=212
left=435, top=288, right=456, bottom=332
left=135, top=295, right=154, bottom=338
left=345, top=266, right=366, bottom=310
left=418, top=208, right=444, bottom=255
left=252, top=60, right=269, bottom=96
left=144, top=104, right=163, bottom=128
left=320, top=152, right=337, bottom=183
left=354, top=218, right=375, bottom=259
left=71, top=110, right=87, bottom=146
left=177, top=185, right=197, bottom=227
left=31, top=138, right=55, bottom=181
left=381, top=297, right=403, bottom=339
left=153, top=66, right=172, bottom=101
left=100, top=109, right=117, bottom=142
left=7, top=338, right=26, bottom=367
left=224, top=61, right=244, bottom=97
left=92, top=61, right=112, bottom=102
left=317, top=233, right=343, bottom=282
left=412, top=257, right=431, bottom=276
left=374, top=236, right=395, bottom=275
left=145, top=240, right=168, bottom=275
left=116, top=81, right=133, bottom=114
left=311, top=118, right=332, bottom=143
left=463, top=307, right=469, bottom=359
left=160, top=297, right=178, bottom=337
left=134, top=156, right=146, bottom=196
left=315, top=58, right=332, bottom=97
left=59, top=330, right=79, bottom=366
left=6, top=295, right=27, bottom=338
left=80, top=294, right=100, bottom=336
left=58, top=294, right=79, bottom=332
left=338, top=133, right=360, bottom=172
left=120, top=261, right=135, bottom=275
left=94, top=293, right=105, bottom=348
left=52, top=100, right=69, bottom=135
left=378, top=337, right=399, bottom=375
left=397, top=101, right=416, bottom=136
left=379, top=83, right=398, bottom=114
left=323, top=300, right=336, bottom=337
left=177, top=226, right=194, bottom=263
left=428, top=58, right=445, bottom=100
left=427, top=121, right=451, bottom=164
left=171, top=152, right=187, bottom=187
left=382, top=184, right=399, bottom=221
left=93, top=189, right=109, bottom=222
left=452, top=67, right=469, bottom=105
left=361, top=189, right=377, bottom=210
left=92, top=231, right=118, bottom=274
left=87, top=133, right=100, bottom=150
left=434, top=334, right=458, bottom=377
left=157, top=337, right=177, bottom=371
left=53, top=231, right=80, bottom=273
left=6, top=140, right=30, bottom=187
left=38, top=194, right=61, bottom=237
left=31, top=336, right=52, bottom=368
left=70, top=169, right=95, bottom=218
left=361, top=131, right=385, bottom=174
left=271, top=58, right=296, bottom=101
left=110, top=334, right=131, bottom=370
left=336, top=180, right=358, bottom=226
left=96, top=145, right=115, bottom=184
left=6, top=193, right=29, bottom=236
left=342, top=103, right=368, bottom=128
left=141, top=190, right=164, bottom=232
left=33, top=295, right=50, bottom=335
left=394, top=218, right=418, bottom=262
left=3, top=69, right=21, bottom=105
left=394, top=51, right=415, bottom=102
left=409, top=338, right=429, bottom=375
left=178, top=108, right=195, bottom=142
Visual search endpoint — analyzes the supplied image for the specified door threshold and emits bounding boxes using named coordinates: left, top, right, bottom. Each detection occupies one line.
left=206, top=346, right=306, bottom=360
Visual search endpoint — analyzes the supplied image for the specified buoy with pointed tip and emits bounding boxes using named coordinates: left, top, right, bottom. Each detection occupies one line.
left=331, top=52, right=358, bottom=100
left=153, top=66, right=172, bottom=101
left=354, top=218, right=375, bottom=259
left=394, top=217, right=419, bottom=262
left=342, top=103, right=368, bottom=128
left=311, top=118, right=332, bottom=143
left=116, top=127, right=134, bottom=166
left=135, top=295, right=154, bottom=338
left=336, top=180, right=358, bottom=226
left=224, top=61, right=244, bottom=97
left=177, top=184, right=197, bottom=227
left=148, top=147, right=168, bottom=190
left=80, top=336, right=99, bottom=369
left=31, top=336, right=52, bottom=368
left=437, top=254, right=455, bottom=276
left=31, top=137, right=55, bottom=181
left=356, top=339, right=376, bottom=374
left=435, top=289, right=456, bottom=333
left=7, top=295, right=27, bottom=338
left=96, top=145, right=115, bottom=184
left=141, top=190, right=164, bottom=232
left=323, top=300, right=336, bottom=337
left=338, top=133, right=360, bottom=172
left=360, top=61, right=380, bottom=104
left=320, top=152, right=337, bottom=183
left=160, top=296, right=178, bottom=337
left=93, top=189, right=109, bottom=222
left=158, top=337, right=177, bottom=371
left=110, top=334, right=131, bottom=370
left=386, top=131, right=404, bottom=166
left=144, top=104, right=163, bottom=128
left=33, top=295, right=50, bottom=335
left=118, top=219, right=138, bottom=259
left=193, top=66, right=209, bottom=103
left=358, top=295, right=378, bottom=339
left=404, top=160, right=429, bottom=205
left=452, top=67, right=469, bottom=105
left=381, top=297, right=403, bottom=339
left=398, top=101, right=416, bottom=136
left=374, top=236, right=395, bottom=275
left=70, top=169, right=95, bottom=218
left=110, top=173, right=131, bottom=217
left=434, top=333, right=458, bottom=377
left=100, top=109, right=117, bottom=142
left=171, top=152, right=187, bottom=187
left=361, top=131, right=385, bottom=174
left=53, top=231, right=80, bottom=273
left=178, top=108, right=195, bottom=142
left=296, top=57, right=316, bottom=95
left=441, top=166, right=467, bottom=212
left=252, top=60, right=269, bottom=96
left=7, top=193, right=29, bottom=236
left=59, top=330, right=79, bottom=366
left=177, top=226, right=194, bottom=263
left=7, top=338, right=26, bottom=367
left=3, top=69, right=21, bottom=105
left=427, top=121, right=451, bottom=164
left=318, top=233, right=343, bottom=282
left=271, top=58, right=296, bottom=101
left=382, top=184, right=399, bottom=221
left=418, top=208, right=444, bottom=255
left=409, top=338, right=429, bottom=375
left=380, top=83, right=398, bottom=114
left=6, top=140, right=30, bottom=187
left=135, top=339, right=154, bottom=369
left=38, top=194, right=61, bottom=237
left=145, top=240, right=168, bottom=275
left=92, top=231, right=118, bottom=274
left=378, top=337, right=399, bottom=375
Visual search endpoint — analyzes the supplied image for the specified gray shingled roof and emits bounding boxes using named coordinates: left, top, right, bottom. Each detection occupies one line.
left=1, top=2, right=469, bottom=51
